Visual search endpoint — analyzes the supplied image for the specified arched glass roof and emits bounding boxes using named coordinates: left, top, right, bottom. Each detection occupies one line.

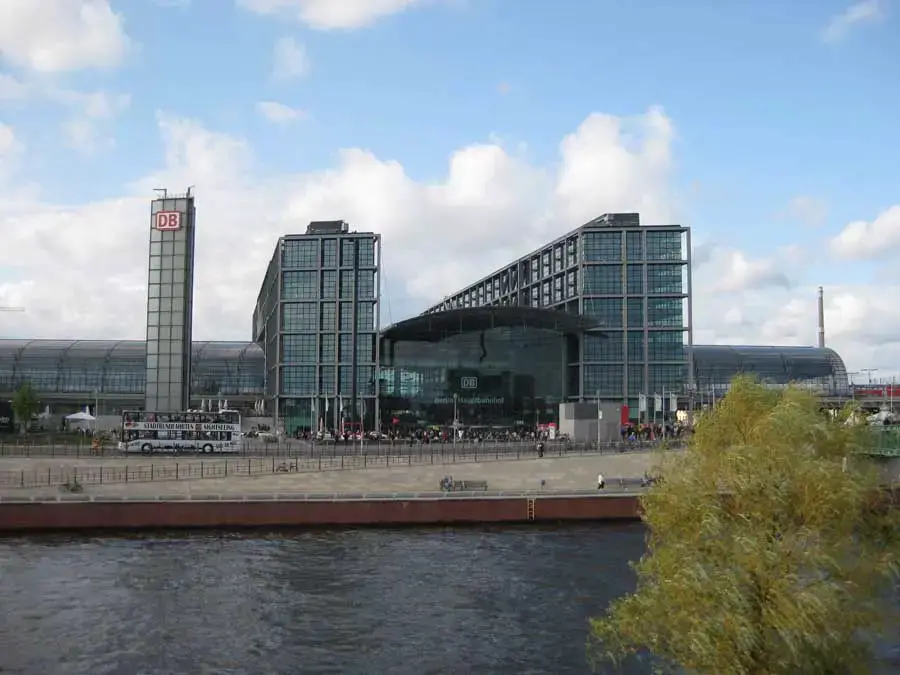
left=382, top=306, right=602, bottom=342
left=0, top=339, right=265, bottom=397
left=691, top=345, right=849, bottom=394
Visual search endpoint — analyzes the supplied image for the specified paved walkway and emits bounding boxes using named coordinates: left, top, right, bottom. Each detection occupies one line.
left=2, top=452, right=661, bottom=499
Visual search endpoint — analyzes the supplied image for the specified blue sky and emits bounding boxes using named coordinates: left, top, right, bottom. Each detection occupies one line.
left=0, top=0, right=898, bottom=374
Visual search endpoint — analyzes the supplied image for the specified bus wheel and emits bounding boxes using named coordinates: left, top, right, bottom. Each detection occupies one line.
left=202, top=444, right=214, bottom=454
left=141, top=443, right=153, bottom=455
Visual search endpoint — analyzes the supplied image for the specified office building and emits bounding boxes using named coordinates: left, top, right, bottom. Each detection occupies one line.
left=252, top=221, right=381, bottom=433
left=145, top=188, right=197, bottom=412
left=422, top=213, right=691, bottom=415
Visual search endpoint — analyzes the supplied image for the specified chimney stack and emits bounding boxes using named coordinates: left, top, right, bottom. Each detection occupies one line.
left=817, top=286, right=825, bottom=348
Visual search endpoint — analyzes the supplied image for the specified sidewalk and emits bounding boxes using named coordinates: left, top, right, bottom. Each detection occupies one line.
left=5, top=452, right=661, bottom=499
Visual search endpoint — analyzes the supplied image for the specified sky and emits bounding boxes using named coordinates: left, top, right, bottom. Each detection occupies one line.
left=0, top=0, right=898, bottom=380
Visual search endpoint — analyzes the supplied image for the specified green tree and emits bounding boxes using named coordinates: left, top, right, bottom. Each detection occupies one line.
left=590, top=375, right=900, bottom=675
left=11, top=382, right=40, bottom=434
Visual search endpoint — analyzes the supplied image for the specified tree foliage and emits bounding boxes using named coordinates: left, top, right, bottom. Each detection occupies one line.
left=11, top=382, right=40, bottom=433
left=590, top=375, right=900, bottom=675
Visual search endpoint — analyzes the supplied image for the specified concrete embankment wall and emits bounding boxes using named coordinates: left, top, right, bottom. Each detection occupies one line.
left=0, top=494, right=642, bottom=533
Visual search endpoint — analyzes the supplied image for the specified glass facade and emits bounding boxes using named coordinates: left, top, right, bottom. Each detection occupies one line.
left=146, top=195, right=196, bottom=412
left=380, top=326, right=569, bottom=429
left=0, top=340, right=850, bottom=417
left=252, top=226, right=381, bottom=435
left=421, top=213, right=689, bottom=416
left=0, top=340, right=264, bottom=412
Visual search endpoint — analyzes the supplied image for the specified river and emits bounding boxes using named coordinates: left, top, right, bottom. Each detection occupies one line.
left=0, top=524, right=896, bottom=674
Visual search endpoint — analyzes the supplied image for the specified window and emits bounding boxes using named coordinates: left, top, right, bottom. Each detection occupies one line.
left=647, top=264, right=683, bottom=294
left=648, top=298, right=683, bottom=327
left=541, top=251, right=551, bottom=278
left=582, top=232, right=622, bottom=262
left=356, top=334, right=374, bottom=362
left=281, top=334, right=317, bottom=362
left=648, top=331, right=685, bottom=361
left=626, top=299, right=644, bottom=328
left=339, top=334, right=354, bottom=362
left=339, top=302, right=354, bottom=330
left=584, top=332, right=623, bottom=362
left=584, top=364, right=623, bottom=397
left=649, top=363, right=686, bottom=393
left=357, top=303, right=375, bottom=331
left=282, top=271, right=317, bottom=300
left=627, top=365, right=645, bottom=396
left=319, top=366, right=336, bottom=394
left=359, top=238, right=376, bottom=266
left=646, top=231, right=682, bottom=261
left=282, top=240, right=318, bottom=268
left=626, top=231, right=644, bottom=261
left=320, top=303, right=336, bottom=331
left=281, top=366, right=316, bottom=395
left=320, top=334, right=336, bottom=361
left=582, top=298, right=623, bottom=328
left=626, top=265, right=644, bottom=295
left=627, top=331, right=645, bottom=362
left=357, top=366, right=375, bottom=395
left=566, top=239, right=577, bottom=268
left=281, top=303, right=317, bottom=331
left=357, top=270, right=376, bottom=299
left=340, top=271, right=355, bottom=299
left=340, top=239, right=357, bottom=266
left=583, top=265, right=622, bottom=294
left=566, top=270, right=577, bottom=297
left=322, top=239, right=337, bottom=267
left=321, top=270, right=337, bottom=299
left=339, top=366, right=353, bottom=394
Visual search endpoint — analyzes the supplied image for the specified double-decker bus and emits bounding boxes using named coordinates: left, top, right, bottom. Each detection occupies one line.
left=119, top=409, right=242, bottom=455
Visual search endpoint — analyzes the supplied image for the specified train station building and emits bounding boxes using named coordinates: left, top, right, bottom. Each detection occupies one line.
left=0, top=211, right=850, bottom=435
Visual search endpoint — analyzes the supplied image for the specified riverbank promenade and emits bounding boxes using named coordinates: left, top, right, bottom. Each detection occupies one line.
left=0, top=451, right=660, bottom=500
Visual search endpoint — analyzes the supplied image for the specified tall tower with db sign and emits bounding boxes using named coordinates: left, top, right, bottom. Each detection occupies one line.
left=145, top=188, right=196, bottom=412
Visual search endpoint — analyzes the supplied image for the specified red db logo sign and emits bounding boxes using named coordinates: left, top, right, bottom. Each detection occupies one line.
left=155, top=211, right=181, bottom=231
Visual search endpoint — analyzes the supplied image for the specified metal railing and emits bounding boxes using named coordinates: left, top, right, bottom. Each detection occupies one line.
left=0, top=438, right=684, bottom=459
left=0, top=444, right=668, bottom=491
left=0, top=484, right=650, bottom=504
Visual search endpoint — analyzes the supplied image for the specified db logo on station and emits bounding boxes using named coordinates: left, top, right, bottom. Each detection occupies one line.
left=155, top=211, right=182, bottom=231
left=460, top=376, right=478, bottom=390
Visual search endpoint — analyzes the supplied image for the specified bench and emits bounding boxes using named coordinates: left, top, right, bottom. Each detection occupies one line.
left=442, top=479, right=489, bottom=492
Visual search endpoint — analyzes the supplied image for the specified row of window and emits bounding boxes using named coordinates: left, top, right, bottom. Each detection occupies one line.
left=582, top=331, right=686, bottom=362
left=282, top=237, right=377, bottom=269
left=0, top=369, right=264, bottom=395
left=583, top=364, right=687, bottom=397
left=282, top=270, right=377, bottom=301
left=280, top=365, right=376, bottom=396
left=582, top=298, right=685, bottom=328
left=281, top=333, right=376, bottom=363
left=582, top=230, right=683, bottom=263
left=281, top=302, right=376, bottom=332
left=582, top=264, right=684, bottom=295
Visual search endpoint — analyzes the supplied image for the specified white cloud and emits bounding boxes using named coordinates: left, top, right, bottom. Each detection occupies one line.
left=697, top=246, right=794, bottom=294
left=271, top=36, right=310, bottom=80
left=0, top=0, right=132, bottom=73
left=778, top=195, right=828, bottom=228
left=829, top=205, right=900, bottom=259
left=1, top=106, right=898, bottom=376
left=239, top=0, right=425, bottom=29
left=256, top=101, right=308, bottom=124
left=820, top=0, right=885, bottom=43
left=0, top=107, right=674, bottom=341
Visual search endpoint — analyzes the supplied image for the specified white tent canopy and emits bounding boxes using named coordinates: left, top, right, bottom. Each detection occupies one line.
left=65, top=411, right=96, bottom=422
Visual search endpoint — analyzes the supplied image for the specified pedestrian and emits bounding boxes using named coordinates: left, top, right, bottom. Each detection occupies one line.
left=597, top=473, right=605, bottom=490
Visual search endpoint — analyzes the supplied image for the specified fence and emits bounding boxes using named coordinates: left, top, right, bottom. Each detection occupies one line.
left=0, top=443, right=660, bottom=491
left=0, top=438, right=682, bottom=459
